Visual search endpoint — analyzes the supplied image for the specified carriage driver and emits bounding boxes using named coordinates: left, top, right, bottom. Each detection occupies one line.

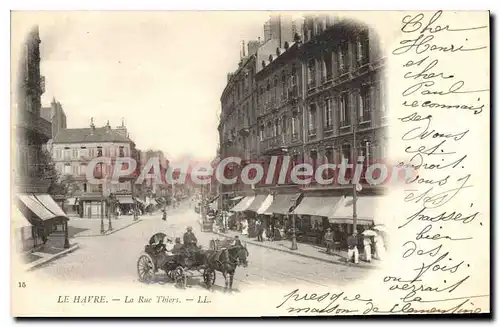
left=155, top=237, right=174, bottom=269
left=183, top=227, right=198, bottom=249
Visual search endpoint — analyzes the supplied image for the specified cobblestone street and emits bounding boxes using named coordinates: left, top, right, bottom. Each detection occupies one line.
left=34, top=203, right=370, bottom=292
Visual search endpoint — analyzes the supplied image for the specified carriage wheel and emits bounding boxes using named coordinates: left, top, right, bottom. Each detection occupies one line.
left=137, top=254, right=155, bottom=283
left=209, top=240, right=216, bottom=251
left=203, top=268, right=216, bottom=288
left=173, top=266, right=187, bottom=288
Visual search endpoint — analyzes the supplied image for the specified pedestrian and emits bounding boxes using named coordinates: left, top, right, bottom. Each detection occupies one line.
left=241, top=218, right=249, bottom=236
left=256, top=220, right=263, bottom=242
left=324, top=228, right=334, bottom=254
left=374, top=233, right=386, bottom=260
left=347, top=232, right=359, bottom=264
left=363, top=235, right=372, bottom=263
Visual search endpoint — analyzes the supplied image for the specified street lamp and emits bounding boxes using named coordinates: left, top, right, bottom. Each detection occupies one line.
left=290, top=212, right=298, bottom=251
left=132, top=179, right=138, bottom=221
left=100, top=162, right=105, bottom=235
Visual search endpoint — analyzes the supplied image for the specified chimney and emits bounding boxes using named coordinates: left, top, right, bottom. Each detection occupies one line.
left=90, top=117, right=95, bottom=134
left=106, top=120, right=111, bottom=132
left=242, top=40, right=246, bottom=57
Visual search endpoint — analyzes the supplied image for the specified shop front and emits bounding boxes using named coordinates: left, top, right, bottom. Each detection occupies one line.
left=291, top=194, right=343, bottom=246
left=328, top=195, right=384, bottom=250
left=263, top=193, right=301, bottom=241
left=16, top=193, right=70, bottom=249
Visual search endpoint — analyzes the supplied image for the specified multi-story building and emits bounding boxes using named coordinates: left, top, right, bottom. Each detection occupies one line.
left=50, top=119, right=139, bottom=218
left=41, top=97, right=67, bottom=138
left=218, top=14, right=388, bottom=239
left=218, top=15, right=297, bottom=208
left=13, top=26, right=70, bottom=251
left=14, top=25, right=51, bottom=193
left=299, top=15, right=387, bottom=183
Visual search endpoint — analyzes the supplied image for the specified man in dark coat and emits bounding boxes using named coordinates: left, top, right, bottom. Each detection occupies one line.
left=347, top=232, right=359, bottom=264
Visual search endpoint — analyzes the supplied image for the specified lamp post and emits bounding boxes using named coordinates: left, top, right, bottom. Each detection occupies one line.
left=100, top=161, right=105, bottom=234
left=132, top=179, right=138, bottom=221
left=352, top=119, right=358, bottom=235
left=290, top=212, right=298, bottom=251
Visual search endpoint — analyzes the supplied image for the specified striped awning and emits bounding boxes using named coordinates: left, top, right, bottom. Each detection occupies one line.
left=256, top=195, right=273, bottom=214
left=245, top=195, right=268, bottom=213
left=328, top=196, right=383, bottom=224
left=230, top=196, right=255, bottom=212
left=292, top=195, right=343, bottom=217
left=17, top=193, right=68, bottom=224
left=264, top=193, right=300, bottom=215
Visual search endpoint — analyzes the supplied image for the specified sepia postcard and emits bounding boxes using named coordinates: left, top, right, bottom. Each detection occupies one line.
left=10, top=10, right=490, bottom=317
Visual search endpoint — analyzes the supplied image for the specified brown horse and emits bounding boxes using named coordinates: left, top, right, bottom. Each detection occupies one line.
left=204, top=244, right=249, bottom=291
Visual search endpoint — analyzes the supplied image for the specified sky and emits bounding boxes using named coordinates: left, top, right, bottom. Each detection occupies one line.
left=32, top=11, right=272, bottom=163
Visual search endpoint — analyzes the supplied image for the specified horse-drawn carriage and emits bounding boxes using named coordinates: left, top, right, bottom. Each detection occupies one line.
left=136, top=233, right=249, bottom=291
left=136, top=233, right=216, bottom=288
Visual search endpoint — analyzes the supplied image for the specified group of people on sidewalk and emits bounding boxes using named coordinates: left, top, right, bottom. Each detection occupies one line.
left=238, top=217, right=387, bottom=264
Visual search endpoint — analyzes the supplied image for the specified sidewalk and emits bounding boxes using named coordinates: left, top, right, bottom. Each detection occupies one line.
left=210, top=228, right=381, bottom=270
left=68, top=216, right=143, bottom=238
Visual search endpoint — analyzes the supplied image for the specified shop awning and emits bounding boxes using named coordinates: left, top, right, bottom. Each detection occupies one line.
left=17, top=194, right=68, bottom=224
left=230, top=196, right=255, bottom=212
left=12, top=206, right=32, bottom=229
left=256, top=195, right=273, bottom=214
left=116, top=195, right=134, bottom=204
left=264, top=193, right=300, bottom=215
left=292, top=195, right=343, bottom=217
left=245, top=195, right=268, bottom=213
left=328, top=196, right=383, bottom=224
left=78, top=194, right=105, bottom=201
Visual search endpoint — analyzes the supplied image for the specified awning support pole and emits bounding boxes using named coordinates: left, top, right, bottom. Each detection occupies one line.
left=63, top=220, right=70, bottom=249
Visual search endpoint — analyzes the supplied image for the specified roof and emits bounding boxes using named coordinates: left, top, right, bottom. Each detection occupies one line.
left=52, top=127, right=132, bottom=144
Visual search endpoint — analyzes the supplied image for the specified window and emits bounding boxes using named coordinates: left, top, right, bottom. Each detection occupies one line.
left=324, top=52, right=332, bottom=80
left=259, top=125, right=264, bottom=141
left=340, top=93, right=350, bottom=127
left=309, top=104, right=316, bottom=133
left=119, top=146, right=124, bottom=157
left=80, top=164, right=87, bottom=175
left=274, top=119, right=279, bottom=136
left=64, top=163, right=71, bottom=175
left=380, top=80, right=387, bottom=116
left=291, top=116, right=297, bottom=135
left=72, top=149, right=78, bottom=159
left=357, top=32, right=370, bottom=66
left=110, top=147, right=115, bottom=157
left=338, top=41, right=348, bottom=74
left=64, top=149, right=71, bottom=160
left=324, top=98, right=333, bottom=129
left=97, top=146, right=103, bottom=157
left=282, top=116, right=287, bottom=134
left=89, top=148, right=95, bottom=158
left=72, top=164, right=78, bottom=175
left=361, top=140, right=371, bottom=165
left=55, top=149, right=61, bottom=160
left=307, top=59, right=316, bottom=87
left=359, top=86, right=371, bottom=122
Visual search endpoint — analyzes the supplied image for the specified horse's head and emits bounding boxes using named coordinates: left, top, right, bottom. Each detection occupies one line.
left=229, top=244, right=249, bottom=267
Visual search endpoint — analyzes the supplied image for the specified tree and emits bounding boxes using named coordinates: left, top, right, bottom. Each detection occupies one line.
left=35, top=149, right=65, bottom=195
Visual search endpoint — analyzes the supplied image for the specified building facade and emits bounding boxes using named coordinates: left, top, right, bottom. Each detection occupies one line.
left=41, top=97, right=67, bottom=139
left=50, top=120, right=139, bottom=217
left=217, top=15, right=389, bottom=240
left=14, top=25, right=51, bottom=193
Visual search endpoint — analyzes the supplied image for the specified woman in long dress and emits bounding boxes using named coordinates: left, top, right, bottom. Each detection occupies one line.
left=374, top=233, right=386, bottom=260
left=241, top=219, right=249, bottom=236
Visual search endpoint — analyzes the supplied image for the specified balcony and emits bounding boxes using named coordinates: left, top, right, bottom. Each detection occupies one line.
left=262, top=134, right=286, bottom=153
left=307, top=81, right=316, bottom=91
left=324, top=123, right=334, bottom=133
